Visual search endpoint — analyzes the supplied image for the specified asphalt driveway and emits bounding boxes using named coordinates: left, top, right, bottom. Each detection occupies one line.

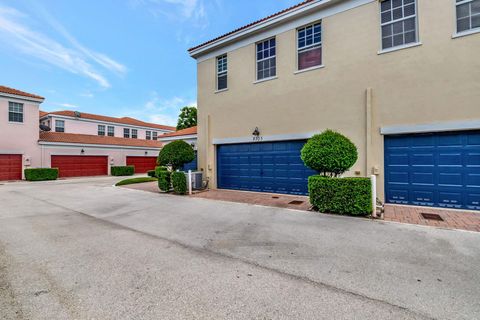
left=1, top=177, right=479, bottom=319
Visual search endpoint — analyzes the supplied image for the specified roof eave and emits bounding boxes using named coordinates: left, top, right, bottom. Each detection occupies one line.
left=188, top=0, right=337, bottom=59
left=0, top=92, right=45, bottom=103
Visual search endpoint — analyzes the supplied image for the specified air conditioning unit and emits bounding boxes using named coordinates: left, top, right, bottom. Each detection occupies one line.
left=185, top=171, right=203, bottom=190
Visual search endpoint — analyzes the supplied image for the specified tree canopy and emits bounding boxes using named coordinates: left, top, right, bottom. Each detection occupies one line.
left=176, top=106, right=197, bottom=130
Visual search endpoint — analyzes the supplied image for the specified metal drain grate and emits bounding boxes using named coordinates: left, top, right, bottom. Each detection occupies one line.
left=272, top=196, right=279, bottom=199
left=421, top=213, right=444, bottom=221
left=289, top=200, right=304, bottom=205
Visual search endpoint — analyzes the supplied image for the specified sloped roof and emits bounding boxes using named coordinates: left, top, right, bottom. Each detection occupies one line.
left=39, top=131, right=163, bottom=148
left=39, top=110, right=48, bottom=118
left=188, top=0, right=317, bottom=53
left=160, top=126, right=197, bottom=138
left=0, top=85, right=44, bottom=100
left=43, top=110, right=176, bottom=131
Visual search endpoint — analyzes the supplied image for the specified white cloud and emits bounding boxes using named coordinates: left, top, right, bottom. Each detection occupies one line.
left=117, top=91, right=196, bottom=127
left=0, top=5, right=126, bottom=88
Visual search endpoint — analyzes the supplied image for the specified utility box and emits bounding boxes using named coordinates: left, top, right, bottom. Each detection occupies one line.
left=185, top=171, right=203, bottom=190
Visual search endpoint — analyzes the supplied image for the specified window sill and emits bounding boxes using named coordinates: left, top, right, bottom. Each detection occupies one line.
left=253, top=76, right=278, bottom=84
left=214, top=88, right=229, bottom=94
left=8, top=121, right=24, bottom=125
left=294, top=65, right=325, bottom=75
left=377, top=42, right=422, bottom=55
left=452, top=28, right=480, bottom=39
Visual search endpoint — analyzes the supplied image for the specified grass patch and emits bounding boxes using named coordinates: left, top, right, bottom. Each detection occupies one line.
left=115, top=177, right=157, bottom=186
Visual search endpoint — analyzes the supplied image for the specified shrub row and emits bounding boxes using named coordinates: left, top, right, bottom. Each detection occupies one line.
left=111, top=166, right=135, bottom=176
left=171, top=171, right=187, bottom=195
left=24, top=168, right=58, bottom=181
left=308, top=176, right=372, bottom=216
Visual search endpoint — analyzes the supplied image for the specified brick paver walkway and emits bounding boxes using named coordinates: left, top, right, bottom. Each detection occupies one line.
left=191, top=189, right=312, bottom=211
left=384, top=204, right=480, bottom=232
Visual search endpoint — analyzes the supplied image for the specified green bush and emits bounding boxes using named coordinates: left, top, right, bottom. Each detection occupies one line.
left=147, top=170, right=156, bottom=178
left=111, top=166, right=135, bottom=176
left=24, top=168, right=58, bottom=181
left=158, top=170, right=171, bottom=192
left=309, top=176, right=372, bottom=216
left=171, top=171, right=187, bottom=195
left=158, top=141, right=195, bottom=171
left=155, top=166, right=168, bottom=176
left=301, top=130, right=358, bottom=176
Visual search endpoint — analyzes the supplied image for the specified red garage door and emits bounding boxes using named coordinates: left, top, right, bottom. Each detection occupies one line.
left=51, top=155, right=108, bottom=178
left=0, top=154, right=22, bottom=181
left=126, top=156, right=157, bottom=173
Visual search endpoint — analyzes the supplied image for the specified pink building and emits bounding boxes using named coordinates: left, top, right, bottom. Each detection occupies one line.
left=1, top=85, right=175, bottom=180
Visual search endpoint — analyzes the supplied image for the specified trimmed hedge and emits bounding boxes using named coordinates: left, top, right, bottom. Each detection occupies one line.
left=309, top=176, right=372, bottom=216
left=24, top=168, right=58, bottom=181
left=147, top=170, right=156, bottom=178
left=158, top=140, right=195, bottom=170
left=111, top=166, right=135, bottom=176
left=155, top=166, right=168, bottom=176
left=171, top=171, right=187, bottom=195
left=301, top=130, right=358, bottom=176
left=116, top=177, right=157, bottom=186
left=158, top=170, right=171, bottom=192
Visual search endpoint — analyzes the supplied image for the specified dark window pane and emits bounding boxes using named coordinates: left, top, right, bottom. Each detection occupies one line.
left=404, top=31, right=416, bottom=44
left=393, top=0, right=402, bottom=8
left=257, top=43, right=263, bottom=51
left=393, top=21, right=403, bottom=34
left=473, top=15, right=480, bottom=28
left=382, top=36, right=393, bottom=49
left=298, top=47, right=322, bottom=70
left=270, top=38, right=275, bottom=47
left=382, top=25, right=393, bottom=37
left=299, top=39, right=305, bottom=48
left=218, top=75, right=227, bottom=90
left=270, top=47, right=275, bottom=56
left=457, top=4, right=470, bottom=18
left=393, top=7, right=403, bottom=19
left=404, top=3, right=415, bottom=16
left=404, top=0, right=414, bottom=4
left=404, top=17, right=415, bottom=31
left=382, top=11, right=392, bottom=23
left=381, top=0, right=391, bottom=12
left=393, top=34, right=404, bottom=46
left=299, top=30, right=305, bottom=38
left=473, top=0, right=480, bottom=14
left=457, top=17, right=470, bottom=32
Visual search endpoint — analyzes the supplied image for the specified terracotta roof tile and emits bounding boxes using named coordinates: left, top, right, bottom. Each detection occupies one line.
left=39, top=132, right=163, bottom=148
left=44, top=110, right=176, bottom=131
left=160, top=126, right=197, bottom=138
left=0, top=85, right=44, bottom=100
left=39, top=110, right=48, bottom=118
left=188, top=0, right=316, bottom=53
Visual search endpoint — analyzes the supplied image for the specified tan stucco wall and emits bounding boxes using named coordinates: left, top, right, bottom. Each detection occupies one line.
left=195, top=0, right=480, bottom=199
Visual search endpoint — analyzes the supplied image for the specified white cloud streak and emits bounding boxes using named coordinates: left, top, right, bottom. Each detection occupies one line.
left=0, top=5, right=126, bottom=88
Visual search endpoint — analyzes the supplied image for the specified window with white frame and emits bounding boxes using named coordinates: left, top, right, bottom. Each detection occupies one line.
left=256, top=38, right=276, bottom=80
left=8, top=102, right=23, bottom=123
left=55, top=120, right=65, bottom=132
left=380, top=0, right=417, bottom=50
left=146, top=131, right=151, bottom=140
left=132, top=129, right=138, bottom=139
left=107, top=126, right=115, bottom=137
left=456, top=0, right=480, bottom=33
left=98, top=125, right=105, bottom=136
left=152, top=132, right=158, bottom=141
left=217, top=54, right=228, bottom=90
left=297, top=22, right=322, bottom=70
left=124, top=128, right=130, bottom=138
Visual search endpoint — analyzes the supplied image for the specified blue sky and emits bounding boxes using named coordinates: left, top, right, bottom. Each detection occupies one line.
left=0, top=0, right=299, bottom=126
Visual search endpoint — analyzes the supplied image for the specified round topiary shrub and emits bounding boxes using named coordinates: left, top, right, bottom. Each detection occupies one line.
left=301, top=130, right=358, bottom=176
left=158, top=141, right=195, bottom=171
left=157, top=170, right=171, bottom=192
left=171, top=171, right=187, bottom=195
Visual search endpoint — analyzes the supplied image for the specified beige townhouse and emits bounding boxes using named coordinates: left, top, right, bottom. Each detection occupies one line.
left=189, top=0, right=480, bottom=210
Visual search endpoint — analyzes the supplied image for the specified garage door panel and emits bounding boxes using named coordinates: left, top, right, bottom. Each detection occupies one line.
left=217, top=141, right=316, bottom=195
left=385, top=131, right=480, bottom=210
left=126, top=156, right=157, bottom=173
left=0, top=154, right=22, bottom=181
left=52, top=155, right=108, bottom=178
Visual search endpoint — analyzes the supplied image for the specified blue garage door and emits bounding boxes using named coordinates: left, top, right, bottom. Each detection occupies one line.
left=385, top=131, right=480, bottom=210
left=182, top=151, right=198, bottom=171
left=217, top=141, right=317, bottom=195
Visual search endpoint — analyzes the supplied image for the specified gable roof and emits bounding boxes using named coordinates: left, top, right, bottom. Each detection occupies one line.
left=0, top=85, right=44, bottom=100
left=188, top=0, right=317, bottom=54
left=42, top=110, right=176, bottom=131
left=160, top=126, right=197, bottom=138
left=39, top=131, right=163, bottom=148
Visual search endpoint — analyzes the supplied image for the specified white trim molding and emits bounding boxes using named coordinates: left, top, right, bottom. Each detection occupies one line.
left=191, top=0, right=374, bottom=62
left=159, top=134, right=198, bottom=142
left=0, top=92, right=44, bottom=103
left=212, top=132, right=318, bottom=145
left=380, top=120, right=480, bottom=135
